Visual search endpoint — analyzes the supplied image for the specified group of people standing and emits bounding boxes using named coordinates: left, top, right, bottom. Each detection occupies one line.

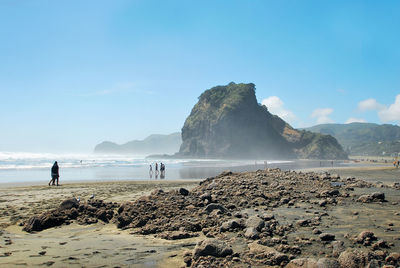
left=149, top=162, right=166, bottom=178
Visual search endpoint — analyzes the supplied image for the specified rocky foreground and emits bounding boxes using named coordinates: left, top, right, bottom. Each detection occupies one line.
left=23, top=169, right=400, bottom=267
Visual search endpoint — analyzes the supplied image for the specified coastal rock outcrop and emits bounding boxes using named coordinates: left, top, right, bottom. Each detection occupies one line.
left=178, top=82, right=347, bottom=159
left=23, top=198, right=118, bottom=232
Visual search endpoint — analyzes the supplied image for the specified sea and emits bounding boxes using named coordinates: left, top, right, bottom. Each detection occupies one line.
left=0, top=152, right=350, bottom=185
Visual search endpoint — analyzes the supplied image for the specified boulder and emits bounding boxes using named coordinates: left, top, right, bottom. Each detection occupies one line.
left=179, top=188, right=189, bottom=196
left=296, top=219, right=311, bottom=227
left=338, top=249, right=368, bottom=268
left=319, top=233, right=335, bottom=242
left=59, top=198, right=79, bottom=210
left=219, top=219, right=244, bottom=232
left=244, top=227, right=260, bottom=239
left=357, top=192, right=385, bottom=203
left=192, top=238, right=233, bottom=259
left=385, top=252, right=400, bottom=265
left=356, top=231, right=377, bottom=245
left=245, top=215, right=265, bottom=231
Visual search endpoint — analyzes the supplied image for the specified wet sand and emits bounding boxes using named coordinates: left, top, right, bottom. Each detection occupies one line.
left=0, top=180, right=201, bottom=267
left=1, top=165, right=399, bottom=267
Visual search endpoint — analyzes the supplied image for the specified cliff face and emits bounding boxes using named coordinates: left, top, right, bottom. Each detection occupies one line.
left=178, top=82, right=347, bottom=160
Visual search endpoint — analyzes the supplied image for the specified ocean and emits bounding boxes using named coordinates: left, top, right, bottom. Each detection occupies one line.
left=0, top=152, right=347, bottom=185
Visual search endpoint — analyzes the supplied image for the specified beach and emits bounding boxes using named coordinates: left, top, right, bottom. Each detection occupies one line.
left=0, top=164, right=399, bottom=267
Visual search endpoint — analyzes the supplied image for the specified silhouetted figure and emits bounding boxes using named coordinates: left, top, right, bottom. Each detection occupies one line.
left=155, top=162, right=159, bottom=175
left=160, top=162, right=165, bottom=177
left=48, top=161, right=59, bottom=186
left=149, top=164, right=153, bottom=177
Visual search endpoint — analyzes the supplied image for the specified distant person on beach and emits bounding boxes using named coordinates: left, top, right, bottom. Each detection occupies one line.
left=149, top=164, right=153, bottom=177
left=155, top=162, right=159, bottom=175
left=160, top=162, right=165, bottom=176
left=48, top=161, right=59, bottom=186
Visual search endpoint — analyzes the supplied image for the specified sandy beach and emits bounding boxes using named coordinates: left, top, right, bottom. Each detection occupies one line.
left=0, top=165, right=399, bottom=267
left=0, top=180, right=201, bottom=267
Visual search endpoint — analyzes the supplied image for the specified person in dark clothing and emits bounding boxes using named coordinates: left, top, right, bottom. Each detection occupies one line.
left=48, top=161, right=59, bottom=186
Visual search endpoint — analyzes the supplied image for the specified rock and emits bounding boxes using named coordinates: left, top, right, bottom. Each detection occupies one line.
left=385, top=252, right=400, bottom=265
left=286, top=258, right=317, bottom=267
left=95, top=209, right=108, bottom=222
left=204, top=204, right=226, bottom=214
left=338, top=249, right=368, bottom=268
left=371, top=192, right=385, bottom=201
left=192, top=238, right=233, bottom=259
left=372, top=239, right=389, bottom=249
left=219, top=219, right=244, bottom=232
left=245, top=216, right=265, bottom=231
left=248, top=242, right=289, bottom=265
left=331, top=241, right=345, bottom=257
left=319, top=233, right=335, bottom=242
left=179, top=188, right=189, bottom=196
left=177, top=82, right=347, bottom=159
left=316, top=258, right=340, bottom=268
left=357, top=192, right=385, bottom=203
left=319, top=200, right=327, bottom=207
left=296, top=219, right=311, bottom=227
left=244, top=227, right=260, bottom=239
left=261, top=213, right=275, bottom=221
left=356, top=231, right=377, bottom=245
left=159, top=231, right=194, bottom=240
left=313, top=228, right=322, bottom=234
left=59, top=198, right=79, bottom=210
left=200, top=192, right=212, bottom=202
left=23, top=216, right=43, bottom=232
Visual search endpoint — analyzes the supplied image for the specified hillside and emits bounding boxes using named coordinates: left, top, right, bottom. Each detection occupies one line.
left=306, top=123, right=400, bottom=156
left=177, top=82, right=347, bottom=159
left=94, top=132, right=182, bottom=155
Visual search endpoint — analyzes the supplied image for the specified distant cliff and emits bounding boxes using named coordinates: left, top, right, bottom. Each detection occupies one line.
left=94, top=132, right=182, bottom=155
left=306, top=123, right=400, bottom=156
left=178, top=82, right=347, bottom=160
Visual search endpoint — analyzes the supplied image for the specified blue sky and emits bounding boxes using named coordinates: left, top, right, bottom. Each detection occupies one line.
left=0, top=0, right=399, bottom=152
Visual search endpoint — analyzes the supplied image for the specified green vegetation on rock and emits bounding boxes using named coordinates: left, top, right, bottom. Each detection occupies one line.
left=178, top=82, right=347, bottom=159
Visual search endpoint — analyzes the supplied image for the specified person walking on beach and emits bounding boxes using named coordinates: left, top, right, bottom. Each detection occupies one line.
left=48, top=161, right=59, bottom=186
left=155, top=162, right=159, bottom=175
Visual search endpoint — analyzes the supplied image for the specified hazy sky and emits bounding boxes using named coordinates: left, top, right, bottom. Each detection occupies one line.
left=1, top=0, right=399, bottom=152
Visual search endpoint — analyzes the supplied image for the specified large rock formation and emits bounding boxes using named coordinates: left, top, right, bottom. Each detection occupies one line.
left=178, top=82, right=347, bottom=159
